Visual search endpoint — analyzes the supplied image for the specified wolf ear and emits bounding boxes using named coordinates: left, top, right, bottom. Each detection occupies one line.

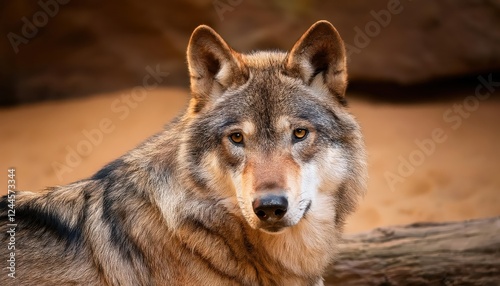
left=187, top=25, right=248, bottom=110
left=286, top=21, right=347, bottom=99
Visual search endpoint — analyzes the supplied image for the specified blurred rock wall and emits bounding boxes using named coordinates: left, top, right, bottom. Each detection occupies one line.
left=1, top=0, right=499, bottom=105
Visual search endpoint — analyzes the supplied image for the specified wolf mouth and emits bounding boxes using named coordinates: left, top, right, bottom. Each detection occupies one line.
left=303, top=200, right=312, bottom=217
left=261, top=225, right=286, bottom=233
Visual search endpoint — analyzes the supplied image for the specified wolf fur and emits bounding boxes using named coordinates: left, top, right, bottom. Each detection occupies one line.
left=0, top=21, right=366, bottom=285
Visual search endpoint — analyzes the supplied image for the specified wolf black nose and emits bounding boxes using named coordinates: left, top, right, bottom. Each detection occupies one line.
left=253, top=195, right=288, bottom=221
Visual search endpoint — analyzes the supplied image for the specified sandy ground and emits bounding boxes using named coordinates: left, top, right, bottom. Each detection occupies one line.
left=1, top=87, right=499, bottom=233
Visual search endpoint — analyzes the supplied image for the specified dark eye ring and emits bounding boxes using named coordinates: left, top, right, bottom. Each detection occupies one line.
left=229, top=133, right=244, bottom=145
left=293, top=128, right=308, bottom=141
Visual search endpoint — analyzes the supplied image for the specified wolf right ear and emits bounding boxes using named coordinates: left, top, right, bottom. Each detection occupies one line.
left=286, top=21, right=348, bottom=99
left=187, top=25, right=248, bottom=111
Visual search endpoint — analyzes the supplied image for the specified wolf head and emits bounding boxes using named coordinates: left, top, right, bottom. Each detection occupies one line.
left=180, top=21, right=366, bottom=234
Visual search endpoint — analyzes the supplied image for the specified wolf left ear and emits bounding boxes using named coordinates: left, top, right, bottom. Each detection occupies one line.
left=187, top=25, right=248, bottom=111
left=286, top=21, right=347, bottom=98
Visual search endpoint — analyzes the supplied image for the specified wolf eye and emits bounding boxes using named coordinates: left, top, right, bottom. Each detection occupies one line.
left=293, top=129, right=308, bottom=141
left=229, top=133, right=244, bottom=145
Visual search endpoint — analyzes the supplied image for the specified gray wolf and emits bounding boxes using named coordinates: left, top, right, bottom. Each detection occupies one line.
left=0, top=20, right=366, bottom=285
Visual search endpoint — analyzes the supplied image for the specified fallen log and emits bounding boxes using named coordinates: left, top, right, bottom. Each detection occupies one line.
left=325, top=216, right=500, bottom=285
